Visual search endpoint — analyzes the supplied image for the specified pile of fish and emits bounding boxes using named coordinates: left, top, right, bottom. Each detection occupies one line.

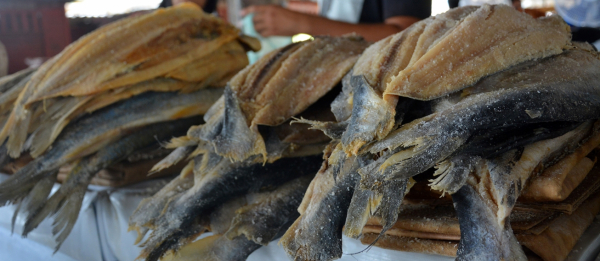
left=1, top=3, right=598, bottom=261
left=122, top=4, right=600, bottom=261
left=128, top=34, right=370, bottom=261
left=280, top=4, right=600, bottom=261
left=0, top=3, right=259, bottom=251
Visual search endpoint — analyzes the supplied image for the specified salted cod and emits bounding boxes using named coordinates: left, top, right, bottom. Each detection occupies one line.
left=282, top=6, right=598, bottom=261
left=340, top=4, right=570, bottom=156
left=128, top=36, right=369, bottom=260
left=359, top=121, right=600, bottom=260
left=160, top=174, right=314, bottom=261
left=0, top=89, right=221, bottom=249
left=0, top=3, right=259, bottom=158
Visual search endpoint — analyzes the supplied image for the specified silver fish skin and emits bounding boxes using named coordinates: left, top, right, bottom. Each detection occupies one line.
left=363, top=49, right=600, bottom=182
left=158, top=174, right=312, bottom=261
left=129, top=161, right=195, bottom=242
left=0, top=89, right=222, bottom=207
left=139, top=154, right=323, bottom=261
left=20, top=116, right=201, bottom=251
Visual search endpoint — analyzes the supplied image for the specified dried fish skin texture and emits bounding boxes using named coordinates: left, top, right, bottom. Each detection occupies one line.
left=339, top=6, right=481, bottom=156
left=365, top=49, right=600, bottom=181
left=165, top=41, right=249, bottom=84
left=280, top=143, right=367, bottom=261
left=386, top=4, right=571, bottom=101
left=137, top=155, right=323, bottom=260
left=188, top=36, right=368, bottom=162
left=448, top=121, right=593, bottom=261
left=0, top=90, right=221, bottom=208
left=20, top=118, right=199, bottom=251
left=29, top=3, right=239, bottom=101
left=341, top=22, right=427, bottom=155
left=0, top=3, right=253, bottom=158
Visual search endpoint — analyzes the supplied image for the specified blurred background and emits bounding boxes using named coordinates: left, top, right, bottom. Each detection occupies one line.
left=0, top=0, right=565, bottom=74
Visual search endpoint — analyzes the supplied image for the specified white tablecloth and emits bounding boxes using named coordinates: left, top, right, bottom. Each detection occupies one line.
left=0, top=173, right=598, bottom=261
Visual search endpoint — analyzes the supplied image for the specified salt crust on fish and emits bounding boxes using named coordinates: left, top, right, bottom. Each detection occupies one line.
left=340, top=5, right=570, bottom=155
left=186, top=36, right=368, bottom=162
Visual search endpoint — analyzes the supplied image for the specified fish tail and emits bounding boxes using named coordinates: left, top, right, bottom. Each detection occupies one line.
left=0, top=161, right=46, bottom=207
left=51, top=186, right=86, bottom=252
left=343, top=187, right=379, bottom=238
left=15, top=172, right=57, bottom=234
left=344, top=178, right=409, bottom=239
left=430, top=155, right=479, bottom=196
left=375, top=178, right=410, bottom=234
left=29, top=119, right=68, bottom=158
left=22, top=162, right=89, bottom=238
left=452, top=184, right=527, bottom=260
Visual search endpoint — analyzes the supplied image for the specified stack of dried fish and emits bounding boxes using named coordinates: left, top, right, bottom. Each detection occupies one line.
left=280, top=4, right=600, bottom=261
left=0, top=2, right=259, bottom=251
left=129, top=35, right=369, bottom=261
left=360, top=133, right=600, bottom=260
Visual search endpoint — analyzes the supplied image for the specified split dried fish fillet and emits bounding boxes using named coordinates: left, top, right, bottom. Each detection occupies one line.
left=364, top=48, right=600, bottom=183
left=280, top=143, right=368, bottom=261
left=166, top=41, right=249, bottom=85
left=21, top=117, right=199, bottom=251
left=0, top=3, right=257, bottom=158
left=0, top=89, right=221, bottom=209
left=340, top=4, right=571, bottom=156
left=386, top=4, right=571, bottom=101
left=521, top=126, right=600, bottom=202
left=28, top=78, right=205, bottom=158
left=187, top=36, right=368, bottom=162
left=516, top=190, right=600, bottom=261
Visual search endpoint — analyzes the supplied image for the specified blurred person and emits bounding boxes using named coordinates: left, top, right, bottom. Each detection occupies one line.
left=241, top=0, right=431, bottom=42
left=450, top=0, right=521, bottom=11
left=159, top=0, right=218, bottom=13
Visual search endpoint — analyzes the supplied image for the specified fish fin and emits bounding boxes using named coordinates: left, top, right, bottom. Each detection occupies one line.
left=429, top=155, right=479, bottom=196
left=187, top=86, right=266, bottom=162
left=345, top=177, right=410, bottom=239
left=141, top=221, right=206, bottom=261
left=149, top=146, right=194, bottom=174
left=164, top=136, right=196, bottom=149
left=133, top=227, right=149, bottom=245
left=159, top=235, right=219, bottom=261
left=129, top=172, right=194, bottom=237
left=371, top=131, right=467, bottom=180
left=341, top=75, right=396, bottom=155
left=161, top=234, right=261, bottom=261
left=11, top=200, right=22, bottom=235
left=291, top=117, right=348, bottom=140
